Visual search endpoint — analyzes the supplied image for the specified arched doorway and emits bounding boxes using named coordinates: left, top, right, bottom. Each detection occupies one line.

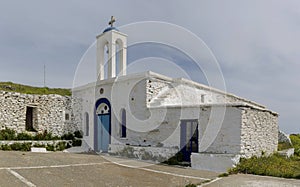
left=95, top=98, right=111, bottom=152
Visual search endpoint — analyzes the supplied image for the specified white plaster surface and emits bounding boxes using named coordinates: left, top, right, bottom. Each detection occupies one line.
left=191, top=153, right=240, bottom=172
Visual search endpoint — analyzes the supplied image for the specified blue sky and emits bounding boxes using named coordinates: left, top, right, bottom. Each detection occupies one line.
left=0, top=0, right=299, bottom=133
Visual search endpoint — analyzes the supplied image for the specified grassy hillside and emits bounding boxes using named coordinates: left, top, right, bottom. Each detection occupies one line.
left=0, top=82, right=71, bottom=96
left=229, top=134, right=300, bottom=179
left=291, top=134, right=300, bottom=156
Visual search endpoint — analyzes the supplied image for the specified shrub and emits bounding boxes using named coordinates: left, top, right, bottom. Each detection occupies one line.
left=229, top=154, right=300, bottom=179
left=9, top=143, right=31, bottom=151
left=0, top=144, right=12, bottom=151
left=66, top=142, right=72, bottom=149
left=218, top=173, right=229, bottom=177
left=61, top=133, right=74, bottom=140
left=55, top=142, right=67, bottom=151
left=33, top=133, right=44, bottom=140
left=0, top=128, right=84, bottom=152
left=290, top=134, right=300, bottom=156
left=185, top=183, right=197, bottom=187
left=33, top=143, right=45, bottom=148
left=163, top=152, right=184, bottom=165
left=74, top=130, right=83, bottom=138
left=72, top=139, right=82, bottom=147
left=0, top=129, right=16, bottom=140
left=278, top=142, right=293, bottom=151
left=16, top=132, right=33, bottom=140
left=46, top=144, right=55, bottom=151
left=0, top=128, right=82, bottom=142
left=33, top=131, right=59, bottom=141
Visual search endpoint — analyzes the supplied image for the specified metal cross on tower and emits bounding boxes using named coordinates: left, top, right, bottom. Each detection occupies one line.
left=108, top=16, right=116, bottom=27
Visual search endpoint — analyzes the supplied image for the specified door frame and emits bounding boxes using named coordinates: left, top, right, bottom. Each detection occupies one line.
left=94, top=98, right=111, bottom=152
left=180, top=119, right=199, bottom=162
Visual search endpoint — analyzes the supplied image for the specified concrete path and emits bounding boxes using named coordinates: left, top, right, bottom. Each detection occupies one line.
left=203, top=174, right=300, bottom=187
left=0, top=151, right=299, bottom=187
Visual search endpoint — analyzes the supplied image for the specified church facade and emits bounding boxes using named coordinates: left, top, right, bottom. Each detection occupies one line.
left=73, top=23, right=278, bottom=172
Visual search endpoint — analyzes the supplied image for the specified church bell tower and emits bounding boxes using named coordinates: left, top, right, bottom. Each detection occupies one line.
left=96, top=16, right=127, bottom=80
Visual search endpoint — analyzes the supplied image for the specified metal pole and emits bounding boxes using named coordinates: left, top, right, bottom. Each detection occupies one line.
left=44, top=64, right=46, bottom=88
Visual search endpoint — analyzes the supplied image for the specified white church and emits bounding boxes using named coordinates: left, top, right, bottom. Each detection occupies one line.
left=73, top=18, right=279, bottom=172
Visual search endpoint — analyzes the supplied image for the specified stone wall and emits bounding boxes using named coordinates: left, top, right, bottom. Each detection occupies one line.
left=278, top=130, right=292, bottom=145
left=0, top=91, right=79, bottom=136
left=146, top=78, right=170, bottom=105
left=240, top=107, right=278, bottom=157
left=109, top=144, right=179, bottom=162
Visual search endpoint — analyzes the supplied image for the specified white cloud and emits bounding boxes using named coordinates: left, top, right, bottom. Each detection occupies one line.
left=0, top=0, right=299, bottom=132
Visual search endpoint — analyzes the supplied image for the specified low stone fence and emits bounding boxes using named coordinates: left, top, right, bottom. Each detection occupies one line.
left=109, top=144, right=179, bottom=162
left=278, top=148, right=295, bottom=158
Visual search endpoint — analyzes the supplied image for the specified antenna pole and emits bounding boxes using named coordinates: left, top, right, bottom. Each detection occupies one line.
left=44, top=64, right=46, bottom=88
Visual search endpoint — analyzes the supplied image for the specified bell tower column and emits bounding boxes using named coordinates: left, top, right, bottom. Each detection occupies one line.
left=108, top=41, right=116, bottom=78
left=118, top=39, right=127, bottom=76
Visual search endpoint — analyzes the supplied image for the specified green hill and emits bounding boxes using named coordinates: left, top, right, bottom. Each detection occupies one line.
left=291, top=134, right=300, bottom=156
left=0, top=82, right=71, bottom=96
left=229, top=134, right=300, bottom=179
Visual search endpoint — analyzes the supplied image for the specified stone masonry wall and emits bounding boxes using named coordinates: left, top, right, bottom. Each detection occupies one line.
left=0, top=91, right=79, bottom=136
left=240, top=107, right=278, bottom=158
left=146, top=78, right=170, bottom=106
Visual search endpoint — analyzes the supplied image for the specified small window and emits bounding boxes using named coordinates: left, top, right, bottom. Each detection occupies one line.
left=201, top=95, right=205, bottom=103
left=25, top=106, right=37, bottom=132
left=100, top=88, right=104, bottom=94
left=120, top=109, right=126, bottom=138
left=65, top=113, right=70, bottom=121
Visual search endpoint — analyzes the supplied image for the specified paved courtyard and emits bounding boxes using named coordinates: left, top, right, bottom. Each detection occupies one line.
left=0, top=151, right=299, bottom=187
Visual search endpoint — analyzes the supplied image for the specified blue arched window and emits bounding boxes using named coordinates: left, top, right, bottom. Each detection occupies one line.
left=120, top=109, right=126, bottom=138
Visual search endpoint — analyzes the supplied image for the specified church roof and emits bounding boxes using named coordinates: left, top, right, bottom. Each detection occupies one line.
left=73, top=71, right=277, bottom=115
left=103, top=26, right=119, bottom=33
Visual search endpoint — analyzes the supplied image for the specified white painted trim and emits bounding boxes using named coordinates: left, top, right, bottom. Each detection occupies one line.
left=7, top=169, right=36, bottom=187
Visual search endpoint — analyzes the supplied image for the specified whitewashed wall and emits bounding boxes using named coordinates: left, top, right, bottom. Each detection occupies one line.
left=198, top=106, right=242, bottom=154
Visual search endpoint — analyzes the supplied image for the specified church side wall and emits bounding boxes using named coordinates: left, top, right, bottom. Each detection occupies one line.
left=240, top=107, right=278, bottom=157
left=122, top=108, right=182, bottom=148
left=0, top=91, right=78, bottom=136
left=72, top=87, right=95, bottom=150
left=198, top=106, right=242, bottom=154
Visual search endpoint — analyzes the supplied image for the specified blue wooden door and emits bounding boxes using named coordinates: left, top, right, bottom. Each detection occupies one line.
left=97, top=114, right=110, bottom=152
left=180, top=120, right=199, bottom=162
